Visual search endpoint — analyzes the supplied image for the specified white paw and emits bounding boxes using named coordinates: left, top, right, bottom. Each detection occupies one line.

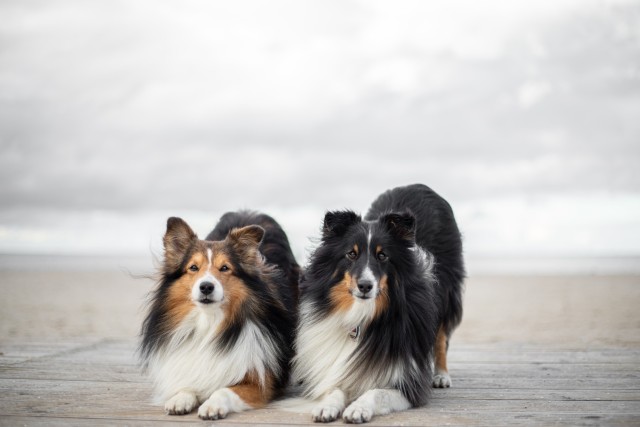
left=164, top=391, right=198, bottom=415
left=311, top=404, right=342, bottom=423
left=343, top=403, right=373, bottom=424
left=433, top=372, right=452, bottom=388
left=198, top=395, right=230, bottom=420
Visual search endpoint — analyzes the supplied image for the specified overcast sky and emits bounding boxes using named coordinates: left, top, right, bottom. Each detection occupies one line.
left=1, top=0, right=639, bottom=266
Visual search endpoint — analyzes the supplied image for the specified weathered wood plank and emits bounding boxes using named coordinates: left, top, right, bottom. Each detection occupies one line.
left=0, top=340, right=106, bottom=365
left=6, top=339, right=640, bottom=364
left=1, top=339, right=639, bottom=426
left=2, top=378, right=639, bottom=403
left=1, top=409, right=640, bottom=427
left=5, top=339, right=639, bottom=367
left=0, top=362, right=145, bottom=383
left=2, top=365, right=640, bottom=390
left=448, top=348, right=640, bottom=364
left=2, top=377, right=639, bottom=418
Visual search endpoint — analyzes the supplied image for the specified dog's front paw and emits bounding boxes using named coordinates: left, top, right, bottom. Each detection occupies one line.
left=433, top=371, right=452, bottom=388
left=311, top=404, right=342, bottom=423
left=165, top=391, right=198, bottom=415
left=198, top=395, right=230, bottom=420
left=343, top=403, right=373, bottom=424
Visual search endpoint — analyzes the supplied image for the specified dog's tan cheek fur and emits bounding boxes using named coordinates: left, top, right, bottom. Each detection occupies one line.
left=374, top=274, right=389, bottom=319
left=163, top=252, right=207, bottom=329
left=165, top=274, right=196, bottom=329
left=330, top=271, right=355, bottom=312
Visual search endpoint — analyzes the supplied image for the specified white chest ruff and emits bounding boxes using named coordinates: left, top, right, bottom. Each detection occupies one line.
left=293, top=300, right=403, bottom=400
left=148, top=309, right=278, bottom=403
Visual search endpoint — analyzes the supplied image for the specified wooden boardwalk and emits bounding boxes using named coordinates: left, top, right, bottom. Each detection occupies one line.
left=1, top=338, right=638, bottom=426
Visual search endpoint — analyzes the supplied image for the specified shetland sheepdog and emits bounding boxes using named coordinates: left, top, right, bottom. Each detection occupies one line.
left=140, top=211, right=299, bottom=420
left=293, top=184, right=465, bottom=423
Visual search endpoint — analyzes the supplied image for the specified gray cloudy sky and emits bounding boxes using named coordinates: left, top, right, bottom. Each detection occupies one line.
left=1, top=0, right=639, bottom=264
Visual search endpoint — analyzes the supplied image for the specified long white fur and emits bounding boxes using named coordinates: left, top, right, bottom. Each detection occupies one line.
left=412, top=245, right=437, bottom=284
left=293, top=299, right=404, bottom=403
left=148, top=307, right=280, bottom=405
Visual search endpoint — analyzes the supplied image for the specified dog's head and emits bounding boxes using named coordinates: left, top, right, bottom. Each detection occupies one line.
left=316, top=209, right=416, bottom=316
left=161, top=217, right=265, bottom=324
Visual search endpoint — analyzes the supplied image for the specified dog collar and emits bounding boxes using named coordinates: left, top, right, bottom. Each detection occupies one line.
left=349, top=325, right=361, bottom=340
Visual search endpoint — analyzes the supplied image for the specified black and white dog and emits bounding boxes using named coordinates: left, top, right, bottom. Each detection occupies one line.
left=293, top=184, right=465, bottom=423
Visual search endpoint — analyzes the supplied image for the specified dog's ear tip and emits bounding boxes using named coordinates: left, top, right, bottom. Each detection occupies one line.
left=382, top=211, right=416, bottom=240
left=230, top=225, right=265, bottom=245
left=323, top=210, right=361, bottom=238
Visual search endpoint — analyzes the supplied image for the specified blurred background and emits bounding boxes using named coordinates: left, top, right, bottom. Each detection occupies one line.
left=1, top=0, right=639, bottom=275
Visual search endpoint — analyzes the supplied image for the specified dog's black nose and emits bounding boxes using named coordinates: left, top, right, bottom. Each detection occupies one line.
left=199, top=281, right=215, bottom=295
left=357, top=280, right=373, bottom=294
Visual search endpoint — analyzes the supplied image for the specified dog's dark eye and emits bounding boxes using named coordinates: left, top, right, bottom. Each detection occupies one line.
left=188, top=264, right=199, bottom=272
left=377, top=252, right=388, bottom=261
left=346, top=250, right=358, bottom=260
left=219, top=265, right=230, bottom=272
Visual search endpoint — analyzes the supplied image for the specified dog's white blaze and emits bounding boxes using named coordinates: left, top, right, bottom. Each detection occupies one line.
left=190, top=249, right=223, bottom=303
left=358, top=265, right=378, bottom=295
left=356, top=227, right=379, bottom=296
left=148, top=310, right=279, bottom=404
left=191, top=273, right=224, bottom=302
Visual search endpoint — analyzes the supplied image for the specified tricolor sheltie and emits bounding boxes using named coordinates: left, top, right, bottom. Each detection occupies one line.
left=140, top=211, right=299, bottom=420
left=293, top=184, right=465, bottom=423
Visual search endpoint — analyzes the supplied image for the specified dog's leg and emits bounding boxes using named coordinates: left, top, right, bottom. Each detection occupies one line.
left=343, top=388, right=411, bottom=424
left=433, top=326, right=452, bottom=388
left=198, top=373, right=273, bottom=420
left=165, top=390, right=199, bottom=415
left=311, top=389, right=346, bottom=423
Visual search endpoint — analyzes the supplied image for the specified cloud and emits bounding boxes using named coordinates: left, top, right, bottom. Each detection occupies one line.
left=0, top=0, right=639, bottom=258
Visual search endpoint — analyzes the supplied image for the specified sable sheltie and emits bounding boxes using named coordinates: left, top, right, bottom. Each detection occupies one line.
left=140, top=211, right=299, bottom=420
left=293, top=184, right=465, bottom=423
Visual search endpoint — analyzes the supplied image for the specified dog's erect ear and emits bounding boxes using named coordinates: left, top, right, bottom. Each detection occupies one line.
left=163, top=217, right=197, bottom=270
left=381, top=212, right=416, bottom=241
left=322, top=210, right=361, bottom=240
left=229, top=225, right=265, bottom=248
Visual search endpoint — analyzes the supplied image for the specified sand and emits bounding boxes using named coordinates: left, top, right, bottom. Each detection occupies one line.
left=1, top=269, right=639, bottom=348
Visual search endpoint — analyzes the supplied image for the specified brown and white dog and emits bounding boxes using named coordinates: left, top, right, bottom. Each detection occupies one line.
left=140, top=211, right=299, bottom=420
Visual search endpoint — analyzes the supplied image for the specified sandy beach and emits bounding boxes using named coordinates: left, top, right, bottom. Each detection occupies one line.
left=1, top=266, right=639, bottom=348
